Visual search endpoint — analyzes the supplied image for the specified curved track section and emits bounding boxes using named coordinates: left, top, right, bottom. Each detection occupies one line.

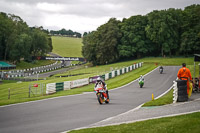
left=0, top=66, right=180, bottom=133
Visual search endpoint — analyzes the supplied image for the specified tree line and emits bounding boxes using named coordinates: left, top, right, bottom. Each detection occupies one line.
left=0, top=12, right=53, bottom=63
left=50, top=29, right=82, bottom=38
left=82, top=4, right=200, bottom=65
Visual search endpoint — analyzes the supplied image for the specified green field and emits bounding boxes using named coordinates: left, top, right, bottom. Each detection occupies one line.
left=52, top=36, right=83, bottom=57
left=69, top=112, right=200, bottom=133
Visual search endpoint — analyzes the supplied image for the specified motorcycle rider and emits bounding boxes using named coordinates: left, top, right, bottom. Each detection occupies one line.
left=159, top=66, right=163, bottom=73
left=138, top=75, right=144, bottom=82
left=138, top=75, right=145, bottom=88
left=94, top=77, right=109, bottom=99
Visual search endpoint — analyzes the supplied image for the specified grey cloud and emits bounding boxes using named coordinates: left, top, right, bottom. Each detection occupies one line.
left=0, top=0, right=200, bottom=32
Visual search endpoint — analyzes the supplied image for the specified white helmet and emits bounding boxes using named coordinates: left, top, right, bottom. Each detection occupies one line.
left=97, top=77, right=101, bottom=82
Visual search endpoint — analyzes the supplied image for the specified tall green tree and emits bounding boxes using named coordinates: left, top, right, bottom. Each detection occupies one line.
left=31, top=28, right=51, bottom=56
left=119, top=15, right=152, bottom=58
left=0, top=12, right=52, bottom=63
left=95, top=18, right=122, bottom=65
left=180, top=4, right=200, bottom=55
left=82, top=31, right=98, bottom=65
left=9, top=33, right=32, bottom=62
left=145, top=9, right=182, bottom=56
left=82, top=18, right=122, bottom=65
left=0, top=13, right=14, bottom=60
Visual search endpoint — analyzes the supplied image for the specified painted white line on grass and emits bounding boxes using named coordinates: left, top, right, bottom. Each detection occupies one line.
left=0, top=67, right=159, bottom=108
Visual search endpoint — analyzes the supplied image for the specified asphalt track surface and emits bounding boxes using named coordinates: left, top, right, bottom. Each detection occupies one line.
left=0, top=66, right=180, bottom=133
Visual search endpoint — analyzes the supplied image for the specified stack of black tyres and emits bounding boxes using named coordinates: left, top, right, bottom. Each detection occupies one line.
left=177, top=80, right=188, bottom=102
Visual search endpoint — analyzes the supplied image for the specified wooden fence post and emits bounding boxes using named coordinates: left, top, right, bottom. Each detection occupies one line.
left=8, top=88, right=10, bottom=99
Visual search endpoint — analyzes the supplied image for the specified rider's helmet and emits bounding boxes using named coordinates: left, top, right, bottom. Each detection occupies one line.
left=97, top=77, right=101, bottom=83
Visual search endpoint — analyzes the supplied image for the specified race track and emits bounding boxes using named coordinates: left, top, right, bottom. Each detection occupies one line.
left=0, top=66, right=180, bottom=133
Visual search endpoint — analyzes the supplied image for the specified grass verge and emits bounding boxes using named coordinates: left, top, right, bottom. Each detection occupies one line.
left=68, top=112, right=200, bottom=133
left=142, top=89, right=173, bottom=107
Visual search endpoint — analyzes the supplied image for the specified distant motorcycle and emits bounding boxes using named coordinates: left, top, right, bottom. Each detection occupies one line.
left=139, top=80, right=144, bottom=88
left=138, top=75, right=144, bottom=88
left=159, top=66, right=163, bottom=74
left=94, top=84, right=109, bottom=104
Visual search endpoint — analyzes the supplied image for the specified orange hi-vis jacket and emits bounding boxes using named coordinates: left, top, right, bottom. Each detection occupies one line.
left=177, top=67, right=192, bottom=94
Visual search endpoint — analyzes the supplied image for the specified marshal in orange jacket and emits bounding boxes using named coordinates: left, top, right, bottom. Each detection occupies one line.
left=177, top=67, right=192, bottom=94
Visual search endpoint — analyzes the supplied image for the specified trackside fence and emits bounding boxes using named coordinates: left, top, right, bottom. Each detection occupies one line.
left=8, top=83, right=45, bottom=99
left=46, top=62, right=143, bottom=94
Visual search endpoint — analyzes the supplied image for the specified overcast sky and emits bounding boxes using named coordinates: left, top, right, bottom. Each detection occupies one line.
left=0, top=0, right=200, bottom=34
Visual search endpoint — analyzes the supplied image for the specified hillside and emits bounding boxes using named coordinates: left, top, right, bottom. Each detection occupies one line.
left=52, top=36, right=83, bottom=57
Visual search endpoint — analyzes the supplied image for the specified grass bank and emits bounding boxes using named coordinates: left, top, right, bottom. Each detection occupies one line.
left=142, top=89, right=173, bottom=107
left=51, top=36, right=83, bottom=57
left=69, top=112, right=200, bottom=133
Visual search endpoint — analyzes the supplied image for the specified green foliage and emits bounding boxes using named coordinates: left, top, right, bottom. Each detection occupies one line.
left=50, top=28, right=82, bottom=38
left=82, top=31, right=98, bottom=64
left=82, top=18, right=122, bottom=65
left=0, top=12, right=52, bottom=63
left=180, top=4, right=200, bottom=55
left=82, top=4, right=200, bottom=65
left=119, top=15, right=152, bottom=58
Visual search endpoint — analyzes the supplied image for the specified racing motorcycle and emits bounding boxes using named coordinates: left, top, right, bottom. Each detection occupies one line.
left=139, top=80, right=144, bottom=88
left=159, top=66, right=163, bottom=74
left=94, top=84, right=109, bottom=104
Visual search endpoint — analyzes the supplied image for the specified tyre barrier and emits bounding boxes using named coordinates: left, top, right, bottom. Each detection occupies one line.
left=46, top=78, right=89, bottom=94
left=177, top=80, right=187, bottom=88
left=176, top=80, right=188, bottom=102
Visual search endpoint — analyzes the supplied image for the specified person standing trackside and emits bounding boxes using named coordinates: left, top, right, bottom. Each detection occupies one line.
left=177, top=63, right=192, bottom=95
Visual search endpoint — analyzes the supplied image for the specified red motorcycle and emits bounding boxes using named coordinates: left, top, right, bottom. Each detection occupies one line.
left=94, top=84, right=109, bottom=104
